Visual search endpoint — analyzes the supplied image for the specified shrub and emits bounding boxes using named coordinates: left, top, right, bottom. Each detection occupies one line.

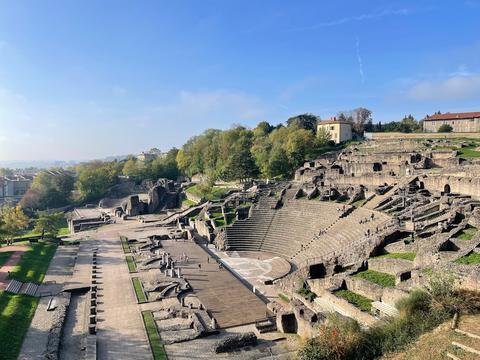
left=438, top=124, right=453, bottom=133
left=299, top=315, right=362, bottom=360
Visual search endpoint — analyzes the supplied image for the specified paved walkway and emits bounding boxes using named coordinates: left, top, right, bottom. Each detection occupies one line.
left=161, top=239, right=268, bottom=328
left=0, top=245, right=28, bottom=289
left=93, top=226, right=152, bottom=360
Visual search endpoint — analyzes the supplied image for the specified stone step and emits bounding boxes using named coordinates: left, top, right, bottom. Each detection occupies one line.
left=452, top=341, right=480, bottom=356
left=455, top=328, right=480, bottom=340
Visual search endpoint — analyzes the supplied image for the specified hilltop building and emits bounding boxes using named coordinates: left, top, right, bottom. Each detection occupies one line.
left=317, top=117, right=353, bottom=144
left=423, top=111, right=480, bottom=132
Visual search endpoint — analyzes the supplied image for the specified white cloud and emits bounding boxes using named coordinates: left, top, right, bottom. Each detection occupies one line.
left=355, top=36, right=365, bottom=83
left=405, top=73, right=480, bottom=101
left=292, top=8, right=411, bottom=31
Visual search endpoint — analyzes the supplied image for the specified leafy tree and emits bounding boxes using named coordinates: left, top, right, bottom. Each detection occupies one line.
left=33, top=211, right=64, bottom=239
left=0, top=205, right=29, bottom=244
left=317, top=126, right=332, bottom=146
left=438, top=124, right=453, bottom=133
left=0, top=168, right=14, bottom=176
left=76, top=161, right=119, bottom=201
left=338, top=108, right=372, bottom=135
left=150, top=148, right=180, bottom=180
left=21, top=169, right=74, bottom=210
left=122, top=158, right=147, bottom=180
left=286, top=129, right=318, bottom=168
left=287, top=113, right=319, bottom=133
left=253, top=121, right=274, bottom=138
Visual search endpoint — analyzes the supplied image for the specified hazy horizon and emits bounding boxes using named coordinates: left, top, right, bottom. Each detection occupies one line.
left=1, top=0, right=479, bottom=161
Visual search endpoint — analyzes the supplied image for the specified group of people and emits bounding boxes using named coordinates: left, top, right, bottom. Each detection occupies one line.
left=359, top=212, right=376, bottom=225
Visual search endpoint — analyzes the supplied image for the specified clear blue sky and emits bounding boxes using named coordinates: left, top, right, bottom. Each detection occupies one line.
left=0, top=0, right=479, bottom=161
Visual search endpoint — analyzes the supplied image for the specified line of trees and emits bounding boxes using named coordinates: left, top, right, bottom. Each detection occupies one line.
left=13, top=111, right=374, bottom=211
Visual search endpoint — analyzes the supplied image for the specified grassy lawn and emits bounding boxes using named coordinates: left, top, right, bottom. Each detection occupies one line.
left=377, top=252, right=416, bottom=261
left=182, top=198, right=197, bottom=207
left=9, top=242, right=57, bottom=284
left=351, top=198, right=366, bottom=208
left=453, top=226, right=477, bottom=241
left=126, top=255, right=137, bottom=272
left=334, top=289, right=373, bottom=312
left=457, top=146, right=480, bottom=158
left=132, top=277, right=147, bottom=303
left=278, top=293, right=290, bottom=303
left=214, top=218, right=225, bottom=227
left=354, top=269, right=396, bottom=288
left=0, top=291, right=39, bottom=360
left=17, top=217, right=70, bottom=239
left=0, top=251, right=14, bottom=267
left=142, top=310, right=167, bottom=360
left=120, top=236, right=131, bottom=254
left=186, top=184, right=232, bottom=201
left=454, top=252, right=480, bottom=265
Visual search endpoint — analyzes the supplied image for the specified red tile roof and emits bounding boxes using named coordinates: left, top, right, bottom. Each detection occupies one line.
left=425, top=112, right=480, bottom=121
left=318, top=117, right=352, bottom=125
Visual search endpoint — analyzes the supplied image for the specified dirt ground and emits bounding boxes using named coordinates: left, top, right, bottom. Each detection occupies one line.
left=0, top=245, right=28, bottom=289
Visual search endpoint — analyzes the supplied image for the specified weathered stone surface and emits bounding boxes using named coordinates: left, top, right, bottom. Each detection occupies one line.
left=214, top=332, right=257, bottom=353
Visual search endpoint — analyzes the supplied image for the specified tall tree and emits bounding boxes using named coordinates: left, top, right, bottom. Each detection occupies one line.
left=286, top=113, right=319, bottom=133
left=0, top=205, right=29, bottom=244
left=33, top=211, right=64, bottom=239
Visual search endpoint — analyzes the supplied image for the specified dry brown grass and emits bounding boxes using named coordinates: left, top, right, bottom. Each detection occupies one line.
left=382, top=314, right=480, bottom=360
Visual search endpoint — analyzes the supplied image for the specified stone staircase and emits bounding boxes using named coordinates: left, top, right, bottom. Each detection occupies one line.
left=364, top=176, right=417, bottom=210
left=447, top=328, right=480, bottom=359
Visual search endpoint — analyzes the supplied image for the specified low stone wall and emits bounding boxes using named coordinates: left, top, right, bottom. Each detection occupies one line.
left=381, top=287, right=409, bottom=308
left=421, top=174, right=480, bottom=199
left=316, top=290, right=376, bottom=327
left=47, top=293, right=71, bottom=360
left=366, top=132, right=480, bottom=140
left=368, top=258, right=413, bottom=276
left=345, top=277, right=383, bottom=301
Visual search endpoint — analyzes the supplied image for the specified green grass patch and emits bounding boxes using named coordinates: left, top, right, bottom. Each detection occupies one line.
left=9, top=243, right=57, bottom=284
left=454, top=252, right=480, bottom=265
left=297, top=287, right=317, bottom=302
left=126, top=255, right=137, bottom=272
left=0, top=291, right=39, bottom=360
left=0, top=251, right=14, bottom=268
left=351, top=198, right=366, bottom=208
left=457, top=146, right=480, bottom=158
left=422, top=267, right=433, bottom=275
left=186, top=184, right=232, bottom=201
left=210, top=211, right=223, bottom=218
left=453, top=226, right=477, bottom=241
left=214, top=218, right=226, bottom=227
left=278, top=293, right=290, bottom=303
left=132, top=277, right=147, bottom=303
left=376, top=252, right=416, bottom=261
left=120, top=236, right=131, bottom=254
left=334, top=289, right=373, bottom=312
left=142, top=310, right=167, bottom=360
left=354, top=269, right=396, bottom=288
left=182, top=198, right=197, bottom=207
